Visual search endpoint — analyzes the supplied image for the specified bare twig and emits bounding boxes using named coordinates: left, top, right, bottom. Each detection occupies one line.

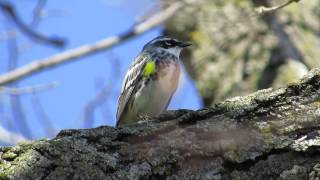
left=252, top=0, right=307, bottom=68
left=133, top=1, right=161, bottom=25
left=31, top=94, right=56, bottom=137
left=0, top=1, right=186, bottom=86
left=0, top=0, right=64, bottom=43
left=5, top=25, right=33, bottom=139
left=30, top=0, right=47, bottom=27
left=0, top=0, right=65, bottom=47
left=254, top=0, right=301, bottom=14
left=83, top=52, right=121, bottom=128
left=0, top=81, right=59, bottom=95
left=1, top=0, right=56, bottom=141
left=0, top=30, right=15, bottom=41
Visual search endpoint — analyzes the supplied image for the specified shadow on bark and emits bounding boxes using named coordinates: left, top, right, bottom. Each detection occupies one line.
left=1, top=68, right=320, bottom=179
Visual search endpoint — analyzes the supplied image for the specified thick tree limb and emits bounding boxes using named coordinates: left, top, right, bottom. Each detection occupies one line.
left=0, top=1, right=186, bottom=86
left=1, top=68, right=320, bottom=179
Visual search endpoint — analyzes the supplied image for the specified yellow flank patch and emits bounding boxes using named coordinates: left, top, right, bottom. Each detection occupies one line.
left=143, top=61, right=156, bottom=77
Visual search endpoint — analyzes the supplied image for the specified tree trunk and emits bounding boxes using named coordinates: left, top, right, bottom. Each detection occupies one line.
left=1, top=68, right=320, bottom=179
left=164, top=0, right=319, bottom=106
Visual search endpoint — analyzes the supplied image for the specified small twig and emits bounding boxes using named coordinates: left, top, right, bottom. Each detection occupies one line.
left=5, top=26, right=33, bottom=139
left=31, top=94, right=57, bottom=137
left=0, top=1, right=67, bottom=43
left=0, top=81, right=59, bottom=95
left=254, top=0, right=301, bottom=14
left=30, top=0, right=47, bottom=27
left=252, top=0, right=307, bottom=68
left=133, top=1, right=160, bottom=25
left=83, top=52, right=121, bottom=128
left=0, top=1, right=186, bottom=86
left=0, top=30, right=16, bottom=41
left=0, top=0, right=65, bottom=47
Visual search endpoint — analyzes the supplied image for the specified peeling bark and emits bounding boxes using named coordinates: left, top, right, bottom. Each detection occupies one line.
left=1, top=68, right=320, bottom=179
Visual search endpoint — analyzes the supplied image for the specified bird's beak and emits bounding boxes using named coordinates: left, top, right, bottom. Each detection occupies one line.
left=177, top=41, right=192, bottom=48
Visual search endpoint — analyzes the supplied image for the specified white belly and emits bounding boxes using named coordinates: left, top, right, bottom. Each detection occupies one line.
left=132, top=64, right=179, bottom=119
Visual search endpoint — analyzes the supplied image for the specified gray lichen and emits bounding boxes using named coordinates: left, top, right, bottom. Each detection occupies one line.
left=1, top=68, right=320, bottom=179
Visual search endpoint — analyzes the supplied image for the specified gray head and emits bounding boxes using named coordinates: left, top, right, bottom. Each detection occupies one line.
left=142, top=36, right=191, bottom=56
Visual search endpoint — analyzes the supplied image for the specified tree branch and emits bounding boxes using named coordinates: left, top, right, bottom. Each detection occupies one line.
left=5, top=28, right=32, bottom=139
left=30, top=0, right=47, bottom=27
left=31, top=94, right=56, bottom=138
left=83, top=53, right=121, bottom=128
left=252, top=0, right=307, bottom=68
left=254, top=0, right=301, bottom=14
left=0, top=0, right=65, bottom=47
left=1, top=67, right=320, bottom=179
left=0, top=81, right=59, bottom=95
left=0, top=1, right=186, bottom=86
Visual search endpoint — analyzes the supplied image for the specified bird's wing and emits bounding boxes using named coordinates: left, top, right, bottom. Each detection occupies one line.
left=116, top=53, right=150, bottom=125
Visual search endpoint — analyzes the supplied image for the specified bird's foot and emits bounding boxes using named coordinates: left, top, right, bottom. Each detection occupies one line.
left=137, top=114, right=151, bottom=123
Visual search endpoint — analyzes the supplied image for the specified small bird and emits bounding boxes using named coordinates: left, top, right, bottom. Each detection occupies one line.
left=116, top=36, right=191, bottom=127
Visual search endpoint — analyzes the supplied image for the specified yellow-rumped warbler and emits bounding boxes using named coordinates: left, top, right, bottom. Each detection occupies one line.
left=116, top=36, right=191, bottom=126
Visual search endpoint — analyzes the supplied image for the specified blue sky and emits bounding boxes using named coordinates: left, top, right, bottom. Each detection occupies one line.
left=0, top=0, right=202, bottom=141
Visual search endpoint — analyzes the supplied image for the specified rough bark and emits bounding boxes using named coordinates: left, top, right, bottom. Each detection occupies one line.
left=1, top=67, right=320, bottom=179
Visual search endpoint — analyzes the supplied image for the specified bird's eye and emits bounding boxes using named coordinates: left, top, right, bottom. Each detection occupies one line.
left=162, top=41, right=175, bottom=49
left=159, top=41, right=170, bottom=49
left=164, top=42, right=171, bottom=46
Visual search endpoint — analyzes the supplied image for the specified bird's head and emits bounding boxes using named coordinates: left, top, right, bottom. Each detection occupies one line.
left=142, top=36, right=191, bottom=56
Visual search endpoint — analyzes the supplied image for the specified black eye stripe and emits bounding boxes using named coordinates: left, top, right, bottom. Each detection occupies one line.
left=169, top=40, right=176, bottom=44
left=162, top=40, right=177, bottom=47
left=164, top=40, right=176, bottom=45
left=152, top=39, right=178, bottom=49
